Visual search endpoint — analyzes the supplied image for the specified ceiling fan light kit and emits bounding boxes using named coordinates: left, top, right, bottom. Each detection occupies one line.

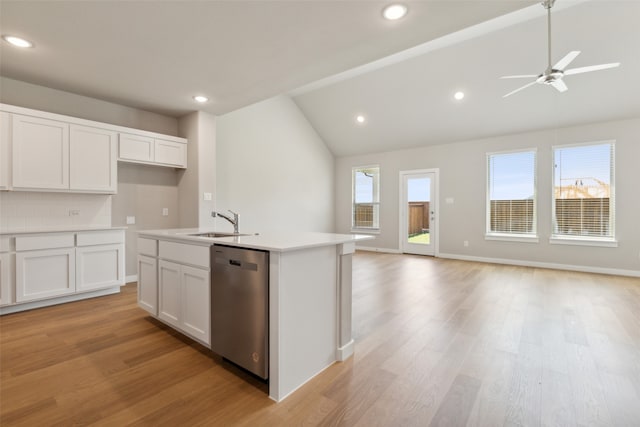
left=501, top=0, right=620, bottom=97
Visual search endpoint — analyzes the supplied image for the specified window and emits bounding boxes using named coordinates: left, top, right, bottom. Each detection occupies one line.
left=352, top=166, right=380, bottom=230
left=552, top=141, right=615, bottom=242
left=486, top=150, right=537, bottom=239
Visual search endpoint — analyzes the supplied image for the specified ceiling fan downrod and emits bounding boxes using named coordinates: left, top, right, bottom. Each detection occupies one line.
left=544, top=0, right=556, bottom=73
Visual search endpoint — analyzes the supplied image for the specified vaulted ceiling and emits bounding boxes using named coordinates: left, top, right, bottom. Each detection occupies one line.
left=1, top=1, right=638, bottom=157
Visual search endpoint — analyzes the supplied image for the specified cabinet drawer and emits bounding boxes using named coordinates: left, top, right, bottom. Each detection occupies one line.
left=159, top=241, right=209, bottom=269
left=138, top=238, right=158, bottom=257
left=77, top=230, right=124, bottom=246
left=15, top=233, right=74, bottom=251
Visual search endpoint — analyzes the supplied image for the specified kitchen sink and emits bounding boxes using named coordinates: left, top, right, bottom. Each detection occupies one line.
left=190, top=232, right=250, bottom=238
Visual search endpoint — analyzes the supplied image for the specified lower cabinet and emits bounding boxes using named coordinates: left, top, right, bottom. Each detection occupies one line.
left=76, top=244, right=124, bottom=292
left=15, top=248, right=76, bottom=302
left=0, top=252, right=13, bottom=306
left=137, top=255, right=158, bottom=315
left=158, top=259, right=210, bottom=346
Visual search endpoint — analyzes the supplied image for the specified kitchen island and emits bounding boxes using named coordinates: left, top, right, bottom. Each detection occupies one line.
left=136, top=228, right=372, bottom=402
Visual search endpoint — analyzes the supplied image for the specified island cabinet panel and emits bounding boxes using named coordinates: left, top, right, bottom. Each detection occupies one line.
left=15, top=248, right=76, bottom=302
left=180, top=265, right=210, bottom=344
left=137, top=255, right=158, bottom=315
left=12, top=114, right=69, bottom=190
left=158, top=260, right=181, bottom=329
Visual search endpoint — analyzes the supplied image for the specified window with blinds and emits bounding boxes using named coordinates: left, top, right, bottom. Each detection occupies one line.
left=352, top=166, right=380, bottom=230
left=487, top=150, right=537, bottom=237
left=552, top=142, right=615, bottom=240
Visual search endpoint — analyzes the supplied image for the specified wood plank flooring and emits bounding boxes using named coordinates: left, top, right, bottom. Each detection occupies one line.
left=1, top=252, right=639, bottom=426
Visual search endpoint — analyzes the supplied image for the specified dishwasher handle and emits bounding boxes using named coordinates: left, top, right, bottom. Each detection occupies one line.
left=214, top=256, right=259, bottom=272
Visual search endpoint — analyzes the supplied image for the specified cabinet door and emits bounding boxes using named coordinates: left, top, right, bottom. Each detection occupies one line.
left=70, top=125, right=117, bottom=193
left=181, top=265, right=210, bottom=345
left=12, top=115, right=69, bottom=190
left=158, top=260, right=181, bottom=328
left=0, top=112, right=10, bottom=190
left=0, top=252, right=14, bottom=306
left=15, top=248, right=75, bottom=302
left=137, top=255, right=158, bottom=315
left=76, top=244, right=124, bottom=292
left=154, top=139, right=186, bottom=168
left=119, top=133, right=154, bottom=163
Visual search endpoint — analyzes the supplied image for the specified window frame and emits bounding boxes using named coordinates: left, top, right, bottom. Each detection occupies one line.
left=351, top=165, right=380, bottom=233
left=485, top=148, right=538, bottom=243
left=550, top=140, right=617, bottom=247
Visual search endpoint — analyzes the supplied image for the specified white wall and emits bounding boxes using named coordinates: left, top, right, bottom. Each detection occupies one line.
left=216, top=95, right=335, bottom=233
left=336, top=117, right=640, bottom=275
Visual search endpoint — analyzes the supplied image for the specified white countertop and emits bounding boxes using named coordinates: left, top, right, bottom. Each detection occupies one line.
left=0, top=226, right=127, bottom=235
left=137, top=228, right=374, bottom=252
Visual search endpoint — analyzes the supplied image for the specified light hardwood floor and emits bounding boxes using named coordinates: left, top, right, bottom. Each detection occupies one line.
left=1, top=252, right=639, bottom=426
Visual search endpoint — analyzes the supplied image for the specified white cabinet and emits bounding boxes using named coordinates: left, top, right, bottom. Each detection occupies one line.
left=158, top=260, right=210, bottom=344
left=0, top=252, right=13, bottom=307
left=154, top=139, right=186, bottom=167
left=12, top=114, right=69, bottom=190
left=119, top=133, right=187, bottom=169
left=70, top=125, right=117, bottom=193
left=150, top=241, right=210, bottom=345
left=76, top=244, right=124, bottom=292
left=0, top=112, right=11, bottom=190
left=15, top=247, right=76, bottom=302
left=180, top=265, right=210, bottom=343
left=118, top=133, right=154, bottom=163
left=137, top=255, right=157, bottom=315
left=158, top=260, right=181, bottom=329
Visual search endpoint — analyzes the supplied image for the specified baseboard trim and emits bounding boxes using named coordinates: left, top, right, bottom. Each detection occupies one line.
left=438, top=252, right=640, bottom=278
left=0, top=286, right=121, bottom=315
left=125, top=274, right=138, bottom=284
left=355, top=246, right=402, bottom=254
left=336, top=339, right=355, bottom=362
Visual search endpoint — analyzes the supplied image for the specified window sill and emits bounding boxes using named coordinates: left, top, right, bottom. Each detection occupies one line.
left=485, top=234, right=539, bottom=243
left=549, top=236, right=618, bottom=248
left=351, top=229, right=380, bottom=235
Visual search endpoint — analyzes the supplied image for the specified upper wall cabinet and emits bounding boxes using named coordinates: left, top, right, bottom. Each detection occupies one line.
left=12, top=114, right=70, bottom=190
left=0, top=112, right=11, bottom=190
left=119, top=133, right=187, bottom=169
left=0, top=103, right=188, bottom=194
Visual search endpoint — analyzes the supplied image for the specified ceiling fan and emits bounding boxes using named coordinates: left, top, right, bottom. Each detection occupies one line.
left=501, top=0, right=620, bottom=98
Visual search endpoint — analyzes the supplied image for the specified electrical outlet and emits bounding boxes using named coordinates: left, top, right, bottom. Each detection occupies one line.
left=464, top=240, right=469, bottom=247
left=203, top=192, right=212, bottom=201
left=126, top=216, right=136, bottom=225
left=162, top=208, right=169, bottom=216
left=69, top=209, right=80, bottom=216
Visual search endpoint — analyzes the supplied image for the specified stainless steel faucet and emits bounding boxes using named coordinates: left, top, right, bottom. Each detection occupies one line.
left=212, top=210, right=239, bottom=234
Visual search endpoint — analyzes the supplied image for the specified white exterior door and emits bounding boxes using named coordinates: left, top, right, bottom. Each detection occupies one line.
left=70, top=125, right=117, bottom=193
left=137, top=255, right=158, bottom=316
left=400, top=170, right=438, bottom=256
left=12, top=114, right=69, bottom=190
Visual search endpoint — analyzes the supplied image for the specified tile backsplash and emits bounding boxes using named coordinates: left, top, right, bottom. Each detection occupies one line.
left=0, top=192, right=112, bottom=232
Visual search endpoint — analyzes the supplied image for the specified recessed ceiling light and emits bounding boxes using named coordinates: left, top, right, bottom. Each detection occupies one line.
left=356, top=115, right=366, bottom=124
left=382, top=4, right=408, bottom=21
left=454, top=91, right=465, bottom=100
left=2, top=35, right=34, bottom=48
left=193, top=95, right=209, bottom=103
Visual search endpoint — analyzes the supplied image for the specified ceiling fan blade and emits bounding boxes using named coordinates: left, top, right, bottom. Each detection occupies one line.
left=564, top=62, right=620, bottom=75
left=503, top=81, right=537, bottom=98
left=553, top=51, right=581, bottom=70
left=551, top=79, right=568, bottom=93
left=500, top=74, right=538, bottom=79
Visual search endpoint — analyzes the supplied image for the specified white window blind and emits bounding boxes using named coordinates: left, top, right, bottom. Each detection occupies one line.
left=553, top=142, right=615, bottom=239
left=487, top=150, right=536, bottom=236
left=352, top=166, right=380, bottom=229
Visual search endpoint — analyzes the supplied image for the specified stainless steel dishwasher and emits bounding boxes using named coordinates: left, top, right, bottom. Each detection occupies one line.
left=211, top=244, right=269, bottom=379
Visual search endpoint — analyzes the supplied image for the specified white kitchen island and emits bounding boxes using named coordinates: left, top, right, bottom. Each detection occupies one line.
left=136, top=229, right=372, bottom=402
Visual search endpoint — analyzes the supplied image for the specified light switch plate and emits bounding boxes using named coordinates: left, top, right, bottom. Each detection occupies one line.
left=126, top=216, right=136, bottom=225
left=162, top=208, right=169, bottom=216
left=203, top=192, right=212, bottom=201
